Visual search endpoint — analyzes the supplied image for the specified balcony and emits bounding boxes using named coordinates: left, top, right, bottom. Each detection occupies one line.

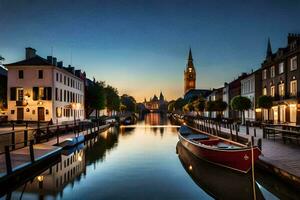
left=273, top=92, right=300, bottom=101
left=16, top=100, right=28, bottom=106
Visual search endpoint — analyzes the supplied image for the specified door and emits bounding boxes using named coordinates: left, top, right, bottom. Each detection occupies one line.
left=272, top=107, right=278, bottom=123
left=38, top=107, right=45, bottom=121
left=17, top=108, right=24, bottom=121
left=279, top=105, right=286, bottom=123
left=290, top=104, right=297, bottom=123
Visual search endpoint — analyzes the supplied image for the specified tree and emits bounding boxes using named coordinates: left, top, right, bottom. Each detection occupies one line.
left=205, top=101, right=215, bottom=118
left=193, top=98, right=206, bottom=116
left=167, top=101, right=175, bottom=112
left=230, top=96, right=252, bottom=124
left=121, top=94, right=136, bottom=112
left=258, top=95, right=273, bottom=121
left=85, top=81, right=106, bottom=118
left=214, top=100, right=228, bottom=118
left=174, top=98, right=188, bottom=111
left=105, top=85, right=120, bottom=116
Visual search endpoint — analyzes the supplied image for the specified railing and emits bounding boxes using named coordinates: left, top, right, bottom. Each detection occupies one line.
left=0, top=119, right=107, bottom=154
left=4, top=140, right=35, bottom=174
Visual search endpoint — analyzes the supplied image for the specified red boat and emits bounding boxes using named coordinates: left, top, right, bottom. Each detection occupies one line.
left=178, top=125, right=261, bottom=173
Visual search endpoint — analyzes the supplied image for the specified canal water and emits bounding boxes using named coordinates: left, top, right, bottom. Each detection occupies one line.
left=2, top=113, right=300, bottom=200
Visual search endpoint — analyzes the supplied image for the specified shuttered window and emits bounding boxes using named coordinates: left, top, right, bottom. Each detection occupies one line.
left=10, top=87, right=16, bottom=100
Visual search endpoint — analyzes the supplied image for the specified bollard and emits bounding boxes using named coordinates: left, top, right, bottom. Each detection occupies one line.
left=257, top=138, right=262, bottom=151
left=230, top=124, right=233, bottom=140
left=246, top=123, right=249, bottom=135
left=11, top=132, right=15, bottom=150
left=29, top=140, right=35, bottom=162
left=5, top=146, right=12, bottom=174
left=251, top=136, right=254, bottom=146
left=262, top=127, right=266, bottom=139
left=235, top=124, right=239, bottom=142
left=24, top=130, right=28, bottom=146
left=254, top=128, right=257, bottom=137
left=12, top=122, right=15, bottom=131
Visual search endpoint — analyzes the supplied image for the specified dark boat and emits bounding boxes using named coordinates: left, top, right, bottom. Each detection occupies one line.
left=178, top=125, right=261, bottom=173
left=177, top=142, right=265, bottom=200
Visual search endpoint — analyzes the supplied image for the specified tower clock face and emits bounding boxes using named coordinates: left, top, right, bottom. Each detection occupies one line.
left=189, top=74, right=193, bottom=78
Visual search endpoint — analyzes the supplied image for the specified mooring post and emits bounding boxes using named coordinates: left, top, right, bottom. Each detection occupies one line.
left=5, top=146, right=12, bottom=174
left=11, top=132, right=16, bottom=150
left=254, top=128, right=257, bottom=137
left=251, top=136, right=254, bottom=147
left=24, top=130, right=28, bottom=146
left=12, top=122, right=14, bottom=131
left=235, top=124, right=239, bottom=142
left=246, top=122, right=249, bottom=135
left=29, top=140, right=35, bottom=163
left=230, top=124, right=233, bottom=140
left=262, top=127, right=266, bottom=139
left=257, top=138, right=262, bottom=151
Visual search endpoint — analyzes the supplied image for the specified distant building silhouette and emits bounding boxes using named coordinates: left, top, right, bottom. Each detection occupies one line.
left=144, top=92, right=167, bottom=112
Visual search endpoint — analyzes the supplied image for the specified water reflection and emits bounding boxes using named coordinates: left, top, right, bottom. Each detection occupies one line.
left=2, top=113, right=299, bottom=200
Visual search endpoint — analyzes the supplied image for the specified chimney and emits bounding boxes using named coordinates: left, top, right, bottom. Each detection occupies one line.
left=53, top=57, right=57, bottom=66
left=47, top=56, right=53, bottom=64
left=25, top=47, right=36, bottom=60
left=57, top=61, right=63, bottom=67
left=288, top=33, right=300, bottom=44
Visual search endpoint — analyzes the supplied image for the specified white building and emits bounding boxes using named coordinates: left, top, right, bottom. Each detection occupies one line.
left=5, top=47, right=85, bottom=123
left=240, top=69, right=262, bottom=122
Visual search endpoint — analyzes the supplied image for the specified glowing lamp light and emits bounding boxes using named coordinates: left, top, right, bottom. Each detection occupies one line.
left=37, top=101, right=43, bottom=105
left=189, top=165, right=193, bottom=171
left=255, top=108, right=262, bottom=113
left=37, top=175, right=44, bottom=182
left=78, top=155, right=82, bottom=162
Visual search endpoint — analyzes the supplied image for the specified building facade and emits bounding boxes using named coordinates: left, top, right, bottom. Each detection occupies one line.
left=184, top=48, right=196, bottom=94
left=0, top=65, right=7, bottom=110
left=261, top=34, right=300, bottom=125
left=5, top=47, right=85, bottom=123
left=240, top=69, right=262, bottom=122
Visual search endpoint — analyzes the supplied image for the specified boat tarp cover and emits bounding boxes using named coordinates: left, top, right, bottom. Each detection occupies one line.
left=179, top=126, right=209, bottom=140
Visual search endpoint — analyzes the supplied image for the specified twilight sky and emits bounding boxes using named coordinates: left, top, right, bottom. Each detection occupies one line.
left=0, top=0, right=300, bottom=102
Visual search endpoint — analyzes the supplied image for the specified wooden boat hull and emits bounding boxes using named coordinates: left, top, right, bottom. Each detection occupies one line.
left=179, top=127, right=261, bottom=173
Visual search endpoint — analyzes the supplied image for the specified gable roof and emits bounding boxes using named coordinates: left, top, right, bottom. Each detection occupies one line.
left=4, top=56, right=52, bottom=67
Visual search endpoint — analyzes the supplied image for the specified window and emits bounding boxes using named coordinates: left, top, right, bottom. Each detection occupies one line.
left=270, top=66, right=275, bottom=78
left=56, top=107, right=62, bottom=118
left=17, top=88, right=24, bottom=100
left=55, top=88, right=59, bottom=100
left=279, top=62, right=284, bottom=74
left=39, top=87, right=45, bottom=99
left=263, top=87, right=267, bottom=95
left=67, top=77, right=70, bottom=86
left=60, top=89, right=62, bottom=101
left=56, top=73, right=59, bottom=81
left=290, top=56, right=297, bottom=71
left=64, top=76, right=66, bottom=84
left=262, top=69, right=267, bottom=80
left=18, top=70, right=24, bottom=79
left=278, top=83, right=285, bottom=96
left=64, top=90, right=66, bottom=102
left=270, top=86, right=275, bottom=97
left=38, top=70, right=43, bottom=79
left=290, top=80, right=297, bottom=96
left=60, top=74, right=62, bottom=82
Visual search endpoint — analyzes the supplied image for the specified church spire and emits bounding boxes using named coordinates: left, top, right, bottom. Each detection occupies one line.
left=188, top=48, right=193, bottom=61
left=266, top=37, right=272, bottom=59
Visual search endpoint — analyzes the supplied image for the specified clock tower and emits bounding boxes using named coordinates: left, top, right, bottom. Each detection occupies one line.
left=184, top=48, right=196, bottom=94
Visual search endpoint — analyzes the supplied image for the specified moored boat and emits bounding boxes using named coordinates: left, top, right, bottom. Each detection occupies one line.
left=178, top=125, right=261, bottom=173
